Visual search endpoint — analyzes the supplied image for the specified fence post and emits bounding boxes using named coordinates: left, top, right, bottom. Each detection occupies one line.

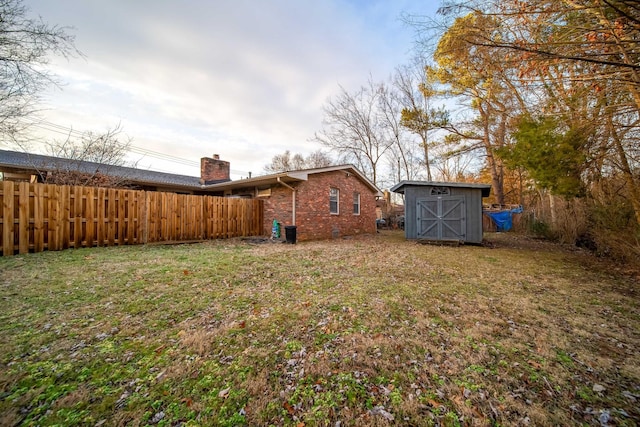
left=2, top=181, right=15, bottom=256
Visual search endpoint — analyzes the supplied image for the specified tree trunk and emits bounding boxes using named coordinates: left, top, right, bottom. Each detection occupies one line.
left=608, top=115, right=640, bottom=226
left=422, top=135, right=432, bottom=181
left=549, top=192, right=557, bottom=227
left=480, top=104, right=505, bottom=205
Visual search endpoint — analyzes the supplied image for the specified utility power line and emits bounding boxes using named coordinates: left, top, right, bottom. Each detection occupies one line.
left=19, top=118, right=252, bottom=176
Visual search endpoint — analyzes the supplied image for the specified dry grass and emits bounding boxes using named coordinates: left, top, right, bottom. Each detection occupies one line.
left=0, top=230, right=638, bottom=426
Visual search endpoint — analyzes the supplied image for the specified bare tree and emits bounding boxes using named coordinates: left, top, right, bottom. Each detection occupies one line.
left=377, top=77, right=421, bottom=185
left=432, top=149, right=476, bottom=182
left=39, top=124, right=135, bottom=187
left=0, top=0, right=79, bottom=144
left=305, top=149, right=334, bottom=169
left=314, top=80, right=395, bottom=186
left=263, top=150, right=297, bottom=173
left=394, top=61, right=450, bottom=181
left=263, top=149, right=334, bottom=173
left=45, top=124, right=131, bottom=165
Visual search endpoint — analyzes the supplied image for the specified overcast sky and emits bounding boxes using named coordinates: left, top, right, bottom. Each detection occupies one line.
left=22, top=0, right=439, bottom=179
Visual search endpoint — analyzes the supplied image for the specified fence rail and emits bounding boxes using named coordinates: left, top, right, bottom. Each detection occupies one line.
left=0, top=181, right=263, bottom=256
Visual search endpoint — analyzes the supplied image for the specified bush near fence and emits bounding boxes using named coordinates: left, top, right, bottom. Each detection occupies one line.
left=0, top=181, right=263, bottom=256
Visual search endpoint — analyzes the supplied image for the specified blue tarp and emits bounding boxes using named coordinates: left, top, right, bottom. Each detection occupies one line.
left=485, top=206, right=523, bottom=232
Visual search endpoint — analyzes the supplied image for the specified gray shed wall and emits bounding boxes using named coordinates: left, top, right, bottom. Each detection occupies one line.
left=403, top=185, right=485, bottom=244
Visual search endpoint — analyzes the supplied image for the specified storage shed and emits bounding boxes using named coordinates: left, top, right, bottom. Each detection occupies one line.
left=390, top=181, right=491, bottom=244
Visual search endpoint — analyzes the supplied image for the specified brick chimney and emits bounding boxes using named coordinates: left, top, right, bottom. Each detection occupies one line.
left=200, top=154, right=231, bottom=184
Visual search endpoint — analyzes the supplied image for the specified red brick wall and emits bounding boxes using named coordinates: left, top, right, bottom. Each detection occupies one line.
left=200, top=156, right=230, bottom=183
left=261, top=170, right=377, bottom=241
left=263, top=185, right=293, bottom=237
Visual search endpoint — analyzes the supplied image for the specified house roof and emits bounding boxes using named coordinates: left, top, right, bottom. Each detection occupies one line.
left=390, top=180, right=492, bottom=198
left=0, top=149, right=382, bottom=196
left=202, top=164, right=383, bottom=196
left=0, top=149, right=203, bottom=189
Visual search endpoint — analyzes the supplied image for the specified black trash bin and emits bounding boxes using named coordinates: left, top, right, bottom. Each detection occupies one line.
left=284, top=225, right=297, bottom=244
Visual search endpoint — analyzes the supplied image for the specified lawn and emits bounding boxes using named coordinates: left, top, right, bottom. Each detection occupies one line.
left=1, top=230, right=638, bottom=426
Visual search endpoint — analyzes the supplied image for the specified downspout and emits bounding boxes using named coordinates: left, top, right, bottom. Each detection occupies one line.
left=277, top=177, right=296, bottom=225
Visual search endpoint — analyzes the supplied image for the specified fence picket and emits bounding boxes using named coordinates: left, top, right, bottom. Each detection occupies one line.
left=2, top=181, right=14, bottom=255
left=61, top=186, right=70, bottom=249
left=0, top=182, right=263, bottom=256
left=33, top=184, right=44, bottom=252
left=85, top=187, right=95, bottom=247
left=48, top=185, right=59, bottom=251
left=18, top=182, right=29, bottom=254
left=73, top=186, right=83, bottom=249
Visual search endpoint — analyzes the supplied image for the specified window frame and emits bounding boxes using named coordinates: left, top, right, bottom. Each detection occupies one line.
left=430, top=186, right=450, bottom=196
left=352, top=192, right=360, bottom=215
left=329, top=187, right=339, bottom=214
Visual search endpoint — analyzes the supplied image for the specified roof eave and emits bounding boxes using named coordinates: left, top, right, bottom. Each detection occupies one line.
left=391, top=180, right=492, bottom=197
left=201, top=165, right=383, bottom=196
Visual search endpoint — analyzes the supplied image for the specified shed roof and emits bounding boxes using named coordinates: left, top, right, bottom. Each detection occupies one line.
left=390, top=180, right=492, bottom=198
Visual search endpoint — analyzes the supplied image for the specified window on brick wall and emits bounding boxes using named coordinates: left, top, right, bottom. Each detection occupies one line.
left=329, top=187, right=339, bottom=214
left=353, top=192, right=360, bottom=215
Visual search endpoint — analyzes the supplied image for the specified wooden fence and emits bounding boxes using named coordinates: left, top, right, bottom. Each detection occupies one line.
left=0, top=181, right=264, bottom=256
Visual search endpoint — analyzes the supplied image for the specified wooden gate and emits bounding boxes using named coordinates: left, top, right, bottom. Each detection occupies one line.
left=416, top=196, right=466, bottom=241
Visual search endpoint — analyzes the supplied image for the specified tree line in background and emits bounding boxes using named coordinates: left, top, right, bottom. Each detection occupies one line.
left=425, top=0, right=639, bottom=261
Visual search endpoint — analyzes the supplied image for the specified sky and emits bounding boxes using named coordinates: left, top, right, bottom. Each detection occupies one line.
left=19, top=0, right=440, bottom=179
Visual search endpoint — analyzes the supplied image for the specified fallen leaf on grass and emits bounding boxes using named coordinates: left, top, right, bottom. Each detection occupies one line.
left=183, top=270, right=191, bottom=275
left=283, top=401, right=295, bottom=415
left=427, top=399, right=442, bottom=408
left=452, top=394, right=465, bottom=407
left=218, top=388, right=230, bottom=399
left=528, top=360, right=542, bottom=370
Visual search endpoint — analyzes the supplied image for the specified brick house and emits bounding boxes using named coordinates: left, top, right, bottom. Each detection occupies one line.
left=197, top=155, right=382, bottom=241
left=1, top=150, right=382, bottom=241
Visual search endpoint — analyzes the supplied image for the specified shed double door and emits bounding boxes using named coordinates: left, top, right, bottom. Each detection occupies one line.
left=416, top=196, right=466, bottom=241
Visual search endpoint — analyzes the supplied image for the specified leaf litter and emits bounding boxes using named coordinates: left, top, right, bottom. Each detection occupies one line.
left=0, top=230, right=638, bottom=426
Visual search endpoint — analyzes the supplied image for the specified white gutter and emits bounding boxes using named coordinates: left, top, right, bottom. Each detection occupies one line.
left=277, top=176, right=296, bottom=225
